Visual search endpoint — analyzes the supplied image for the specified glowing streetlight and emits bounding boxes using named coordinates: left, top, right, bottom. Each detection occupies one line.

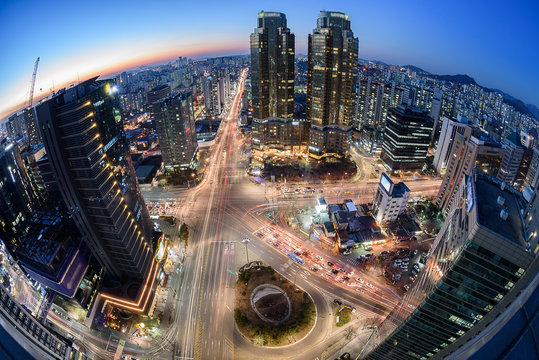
left=241, top=238, right=250, bottom=264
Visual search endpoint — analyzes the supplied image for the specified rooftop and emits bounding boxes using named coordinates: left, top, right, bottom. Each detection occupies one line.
left=474, top=174, right=527, bottom=248
left=135, top=164, right=155, bottom=179
left=392, top=182, right=410, bottom=198
left=504, top=131, right=522, bottom=148
left=16, top=213, right=69, bottom=267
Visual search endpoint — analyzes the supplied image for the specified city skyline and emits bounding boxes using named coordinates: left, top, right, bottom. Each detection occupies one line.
left=1, top=2, right=538, bottom=355
left=1, top=0, right=538, bottom=122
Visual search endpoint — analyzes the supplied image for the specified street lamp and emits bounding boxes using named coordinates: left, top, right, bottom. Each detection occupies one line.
left=241, top=238, right=250, bottom=264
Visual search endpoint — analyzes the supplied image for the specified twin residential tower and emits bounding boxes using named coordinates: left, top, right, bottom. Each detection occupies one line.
left=250, top=10, right=359, bottom=160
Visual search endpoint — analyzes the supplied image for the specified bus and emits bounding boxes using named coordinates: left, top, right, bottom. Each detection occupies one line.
left=287, top=252, right=305, bottom=265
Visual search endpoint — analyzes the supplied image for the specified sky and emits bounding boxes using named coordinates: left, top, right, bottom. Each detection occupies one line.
left=0, top=0, right=538, bottom=121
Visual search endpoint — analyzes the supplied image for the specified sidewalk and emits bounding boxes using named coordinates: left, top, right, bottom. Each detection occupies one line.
left=326, top=326, right=375, bottom=360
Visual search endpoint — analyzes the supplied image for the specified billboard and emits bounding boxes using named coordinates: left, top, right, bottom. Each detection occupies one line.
left=380, top=173, right=393, bottom=193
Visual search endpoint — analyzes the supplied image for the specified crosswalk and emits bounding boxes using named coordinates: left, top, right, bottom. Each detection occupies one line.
left=220, top=170, right=246, bottom=184
left=105, top=334, right=120, bottom=354
left=343, top=256, right=359, bottom=266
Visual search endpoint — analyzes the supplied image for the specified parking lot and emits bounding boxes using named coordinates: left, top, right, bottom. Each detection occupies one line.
left=147, top=201, right=179, bottom=217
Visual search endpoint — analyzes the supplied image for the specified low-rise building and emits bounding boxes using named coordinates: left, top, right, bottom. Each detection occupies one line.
left=372, top=173, right=410, bottom=224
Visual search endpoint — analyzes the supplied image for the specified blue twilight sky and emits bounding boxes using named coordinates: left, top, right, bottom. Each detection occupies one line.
left=0, top=0, right=538, bottom=120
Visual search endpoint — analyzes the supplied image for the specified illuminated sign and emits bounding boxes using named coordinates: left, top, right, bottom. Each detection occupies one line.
left=156, top=240, right=165, bottom=262
left=380, top=173, right=392, bottom=193
left=104, top=135, right=119, bottom=152
left=467, top=178, right=474, bottom=212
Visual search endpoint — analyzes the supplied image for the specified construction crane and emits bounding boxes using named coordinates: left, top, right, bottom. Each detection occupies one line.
left=27, top=57, right=40, bottom=109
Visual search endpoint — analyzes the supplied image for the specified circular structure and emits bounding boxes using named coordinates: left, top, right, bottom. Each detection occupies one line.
left=234, top=265, right=316, bottom=347
left=250, top=284, right=291, bottom=323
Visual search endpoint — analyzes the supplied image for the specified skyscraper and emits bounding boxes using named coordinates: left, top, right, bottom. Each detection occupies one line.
left=36, top=77, right=154, bottom=284
left=0, top=142, right=43, bottom=256
left=356, top=79, right=403, bottom=132
left=436, top=126, right=504, bottom=211
left=153, top=93, right=198, bottom=171
left=433, top=117, right=469, bottom=174
left=5, top=112, right=25, bottom=140
left=497, top=132, right=524, bottom=185
left=380, top=105, right=433, bottom=171
left=307, top=11, right=359, bottom=159
left=22, top=107, right=42, bottom=147
left=365, top=172, right=539, bottom=360
left=250, top=11, right=295, bottom=120
left=525, top=145, right=539, bottom=189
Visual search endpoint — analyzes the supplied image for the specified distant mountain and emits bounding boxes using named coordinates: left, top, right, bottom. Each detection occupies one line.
left=359, top=58, right=388, bottom=66
left=431, top=74, right=478, bottom=86
left=528, top=104, right=539, bottom=120
left=490, top=89, right=536, bottom=119
left=491, top=88, right=517, bottom=101
left=428, top=75, right=538, bottom=121
left=402, top=65, right=431, bottom=75
left=359, top=58, right=538, bottom=121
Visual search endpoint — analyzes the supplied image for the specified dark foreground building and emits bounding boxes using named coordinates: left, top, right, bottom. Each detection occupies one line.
left=365, top=172, right=539, bottom=360
left=36, top=77, right=157, bottom=313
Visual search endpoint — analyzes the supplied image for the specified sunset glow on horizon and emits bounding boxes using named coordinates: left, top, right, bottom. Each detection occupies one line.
left=0, top=39, right=247, bottom=121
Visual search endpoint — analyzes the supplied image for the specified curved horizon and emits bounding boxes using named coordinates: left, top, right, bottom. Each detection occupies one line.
left=0, top=43, right=248, bottom=122
left=1, top=0, right=538, bottom=122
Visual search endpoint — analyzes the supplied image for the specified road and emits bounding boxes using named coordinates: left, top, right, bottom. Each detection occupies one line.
left=2, top=68, right=439, bottom=360
left=135, top=73, right=439, bottom=358
left=141, top=67, right=396, bottom=360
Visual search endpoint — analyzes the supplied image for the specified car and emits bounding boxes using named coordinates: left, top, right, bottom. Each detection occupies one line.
left=356, top=277, right=364, bottom=283
left=331, top=269, right=339, bottom=274
left=343, top=249, right=352, bottom=255
left=343, top=276, right=350, bottom=281
left=364, top=246, right=373, bottom=251
left=340, top=268, right=346, bottom=273
left=347, top=271, right=355, bottom=277
left=413, top=264, right=421, bottom=271
left=366, top=283, right=374, bottom=288
left=333, top=299, right=343, bottom=306
left=327, top=262, right=334, bottom=267
left=339, top=278, right=346, bottom=283
left=310, top=267, right=319, bottom=272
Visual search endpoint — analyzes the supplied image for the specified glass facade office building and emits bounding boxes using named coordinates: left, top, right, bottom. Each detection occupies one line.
left=380, top=105, right=433, bottom=171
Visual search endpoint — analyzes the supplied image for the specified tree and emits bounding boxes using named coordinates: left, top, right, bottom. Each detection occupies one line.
left=179, top=223, right=189, bottom=244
